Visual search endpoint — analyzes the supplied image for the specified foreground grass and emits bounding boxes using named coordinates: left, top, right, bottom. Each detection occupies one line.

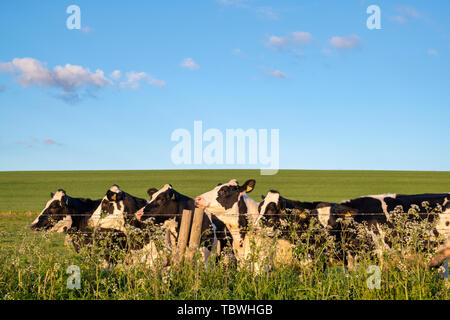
left=0, top=215, right=448, bottom=300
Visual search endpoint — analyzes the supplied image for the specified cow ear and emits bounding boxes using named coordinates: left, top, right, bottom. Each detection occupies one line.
left=444, top=198, right=450, bottom=210
left=169, top=189, right=177, bottom=200
left=61, top=195, right=70, bottom=207
left=50, top=192, right=54, bottom=198
left=240, top=179, right=256, bottom=193
left=279, top=198, right=286, bottom=210
left=106, top=190, right=118, bottom=201
left=147, top=188, right=158, bottom=198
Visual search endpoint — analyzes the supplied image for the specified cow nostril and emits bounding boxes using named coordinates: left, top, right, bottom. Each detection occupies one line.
left=135, top=209, right=144, bottom=220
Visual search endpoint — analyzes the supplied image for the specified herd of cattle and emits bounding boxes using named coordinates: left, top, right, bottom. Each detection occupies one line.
left=29, top=179, right=450, bottom=270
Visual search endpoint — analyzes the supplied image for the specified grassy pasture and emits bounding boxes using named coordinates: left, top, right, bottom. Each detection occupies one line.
left=2, top=169, right=450, bottom=213
left=0, top=169, right=449, bottom=300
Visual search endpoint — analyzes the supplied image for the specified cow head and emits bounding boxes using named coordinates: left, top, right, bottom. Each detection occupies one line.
left=314, top=203, right=359, bottom=228
left=89, top=185, right=148, bottom=231
left=195, top=179, right=256, bottom=215
left=135, top=184, right=192, bottom=223
left=257, top=190, right=284, bottom=223
left=257, top=190, right=314, bottom=228
left=101, top=184, right=125, bottom=215
left=194, top=179, right=257, bottom=257
left=30, top=189, right=72, bottom=231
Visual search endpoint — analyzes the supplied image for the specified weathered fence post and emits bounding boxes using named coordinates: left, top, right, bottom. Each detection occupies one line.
left=186, top=207, right=205, bottom=260
left=174, top=209, right=192, bottom=263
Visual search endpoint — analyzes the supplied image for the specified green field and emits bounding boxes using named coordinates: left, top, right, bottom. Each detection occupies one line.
left=2, top=169, right=450, bottom=213
left=0, top=170, right=449, bottom=300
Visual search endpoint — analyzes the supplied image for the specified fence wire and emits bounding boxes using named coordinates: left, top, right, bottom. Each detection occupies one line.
left=24, top=212, right=450, bottom=217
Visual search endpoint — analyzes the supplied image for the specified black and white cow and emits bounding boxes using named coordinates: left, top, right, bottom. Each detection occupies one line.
left=341, top=193, right=450, bottom=235
left=135, top=184, right=231, bottom=263
left=341, top=193, right=450, bottom=267
left=257, top=190, right=360, bottom=267
left=61, top=185, right=154, bottom=265
left=30, top=189, right=102, bottom=233
left=196, top=180, right=332, bottom=270
left=194, top=179, right=295, bottom=271
left=195, top=179, right=258, bottom=253
left=257, top=190, right=358, bottom=235
left=88, top=185, right=149, bottom=232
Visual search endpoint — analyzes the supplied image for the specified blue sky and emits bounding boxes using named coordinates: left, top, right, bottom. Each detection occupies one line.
left=0, top=0, right=449, bottom=171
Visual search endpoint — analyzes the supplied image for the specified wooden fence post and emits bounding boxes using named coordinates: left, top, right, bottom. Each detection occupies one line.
left=186, top=207, right=205, bottom=260
left=174, top=209, right=192, bottom=263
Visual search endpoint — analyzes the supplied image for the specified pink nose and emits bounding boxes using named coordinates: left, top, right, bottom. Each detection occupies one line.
left=135, top=208, right=144, bottom=221
left=195, top=197, right=203, bottom=207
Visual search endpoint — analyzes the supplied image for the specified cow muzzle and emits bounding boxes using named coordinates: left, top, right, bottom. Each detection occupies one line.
left=135, top=208, right=144, bottom=221
left=195, top=197, right=207, bottom=209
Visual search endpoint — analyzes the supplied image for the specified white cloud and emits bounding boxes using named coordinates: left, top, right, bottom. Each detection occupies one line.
left=267, top=32, right=313, bottom=51
left=391, top=16, right=407, bottom=24
left=43, top=138, right=61, bottom=145
left=0, top=57, right=110, bottom=91
left=0, top=57, right=165, bottom=103
left=232, top=48, right=246, bottom=58
left=148, top=77, right=166, bottom=88
left=267, top=70, right=288, bottom=79
left=392, top=6, right=421, bottom=24
left=427, top=49, right=439, bottom=56
left=329, top=35, right=361, bottom=49
left=110, top=70, right=121, bottom=80
left=180, top=58, right=200, bottom=70
left=292, top=31, right=313, bottom=44
left=398, top=6, right=420, bottom=19
left=256, top=6, right=278, bottom=20
left=218, top=0, right=278, bottom=20
left=232, top=48, right=242, bottom=55
left=217, top=0, right=249, bottom=8
left=81, top=26, right=92, bottom=34
left=322, top=48, right=333, bottom=56
left=15, top=137, right=62, bottom=148
left=120, top=71, right=147, bottom=89
left=120, top=71, right=165, bottom=89
left=267, top=35, right=289, bottom=49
